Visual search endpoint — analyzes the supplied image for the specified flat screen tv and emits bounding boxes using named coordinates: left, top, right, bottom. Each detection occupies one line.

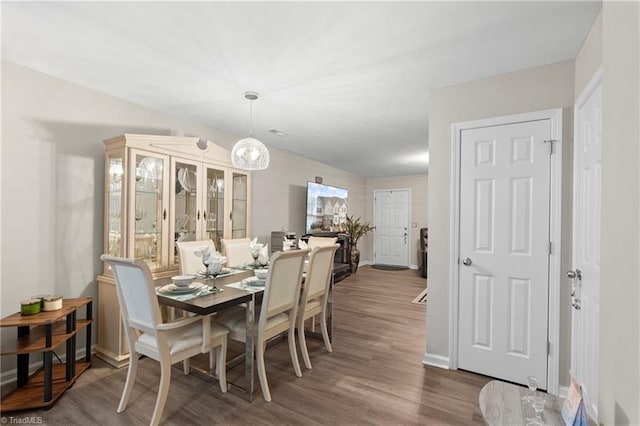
left=306, top=182, right=349, bottom=234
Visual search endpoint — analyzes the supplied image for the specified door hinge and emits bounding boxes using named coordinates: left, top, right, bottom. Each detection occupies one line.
left=547, top=341, right=551, bottom=355
left=544, top=139, right=558, bottom=155
left=548, top=242, right=552, bottom=255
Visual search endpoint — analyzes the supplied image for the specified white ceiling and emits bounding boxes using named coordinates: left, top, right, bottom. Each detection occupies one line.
left=1, top=1, right=600, bottom=177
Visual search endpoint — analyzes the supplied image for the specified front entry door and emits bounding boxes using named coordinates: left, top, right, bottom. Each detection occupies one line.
left=458, top=119, right=551, bottom=389
left=374, top=189, right=410, bottom=267
left=570, top=73, right=602, bottom=422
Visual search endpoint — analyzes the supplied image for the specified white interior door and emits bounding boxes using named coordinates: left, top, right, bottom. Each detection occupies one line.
left=570, top=73, right=602, bottom=422
left=374, top=189, right=410, bottom=267
left=458, top=120, right=551, bottom=389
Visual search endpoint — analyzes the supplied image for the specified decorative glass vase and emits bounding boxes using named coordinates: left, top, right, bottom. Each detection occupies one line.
left=350, top=244, right=360, bottom=273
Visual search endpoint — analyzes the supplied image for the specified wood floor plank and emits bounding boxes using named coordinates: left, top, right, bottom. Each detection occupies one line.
left=1, top=266, right=491, bottom=425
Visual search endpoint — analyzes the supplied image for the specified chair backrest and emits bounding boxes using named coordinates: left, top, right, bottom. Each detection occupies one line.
left=176, top=239, right=215, bottom=275
left=261, top=249, right=309, bottom=322
left=100, top=255, right=162, bottom=337
left=221, top=238, right=253, bottom=266
left=307, top=236, right=338, bottom=249
left=302, top=244, right=340, bottom=304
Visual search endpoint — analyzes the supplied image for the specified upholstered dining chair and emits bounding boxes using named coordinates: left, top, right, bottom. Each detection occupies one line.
left=176, top=239, right=215, bottom=275
left=307, top=236, right=338, bottom=248
left=296, top=244, right=339, bottom=369
left=221, top=237, right=253, bottom=267
left=175, top=239, right=227, bottom=373
left=218, top=248, right=310, bottom=402
left=100, top=255, right=229, bottom=426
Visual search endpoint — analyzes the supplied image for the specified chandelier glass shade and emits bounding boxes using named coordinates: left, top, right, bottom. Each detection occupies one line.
left=231, top=137, right=270, bottom=170
left=231, top=91, right=270, bottom=171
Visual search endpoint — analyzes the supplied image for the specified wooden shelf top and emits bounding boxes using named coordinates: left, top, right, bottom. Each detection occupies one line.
left=0, top=298, right=92, bottom=328
left=1, top=319, right=92, bottom=355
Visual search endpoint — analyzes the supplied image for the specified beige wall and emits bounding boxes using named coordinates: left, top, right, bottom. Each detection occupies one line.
left=365, top=174, right=428, bottom=267
left=599, top=2, right=640, bottom=424
left=250, top=150, right=366, bottom=247
left=426, top=60, right=575, bottom=386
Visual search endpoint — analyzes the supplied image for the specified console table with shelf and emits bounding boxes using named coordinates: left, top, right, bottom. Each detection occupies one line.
left=0, top=298, right=93, bottom=412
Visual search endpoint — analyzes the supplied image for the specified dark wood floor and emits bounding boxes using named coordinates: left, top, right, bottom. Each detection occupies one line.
left=3, top=266, right=490, bottom=425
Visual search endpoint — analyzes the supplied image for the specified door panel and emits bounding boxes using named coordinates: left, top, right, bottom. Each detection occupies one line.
left=572, top=77, right=602, bottom=421
left=458, top=120, right=550, bottom=389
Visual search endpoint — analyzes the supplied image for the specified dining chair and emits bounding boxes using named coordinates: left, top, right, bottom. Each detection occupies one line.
left=176, top=239, right=215, bottom=275
left=218, top=248, right=310, bottom=402
left=100, top=255, right=229, bottom=426
left=175, top=239, right=227, bottom=373
left=221, top=237, right=253, bottom=267
left=296, top=244, right=339, bottom=369
left=307, top=236, right=338, bottom=248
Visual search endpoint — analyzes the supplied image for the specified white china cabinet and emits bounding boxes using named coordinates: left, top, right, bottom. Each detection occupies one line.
left=96, top=134, right=250, bottom=367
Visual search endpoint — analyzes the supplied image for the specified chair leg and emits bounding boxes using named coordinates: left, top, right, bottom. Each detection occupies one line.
left=117, top=352, right=139, bottom=413
left=298, top=319, right=312, bottom=370
left=320, top=308, right=333, bottom=352
left=288, top=326, right=302, bottom=378
left=183, top=358, right=190, bottom=375
left=150, top=362, right=171, bottom=426
left=256, top=341, right=271, bottom=402
left=216, top=338, right=228, bottom=393
left=209, top=350, right=215, bottom=372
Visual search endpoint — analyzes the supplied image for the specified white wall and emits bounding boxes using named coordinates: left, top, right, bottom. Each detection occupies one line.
left=599, top=2, right=640, bottom=424
left=0, top=60, right=369, bottom=373
left=426, top=60, right=575, bottom=385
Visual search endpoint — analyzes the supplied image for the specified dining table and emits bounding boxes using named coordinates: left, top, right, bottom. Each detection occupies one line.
left=155, top=263, right=336, bottom=401
left=156, top=268, right=259, bottom=400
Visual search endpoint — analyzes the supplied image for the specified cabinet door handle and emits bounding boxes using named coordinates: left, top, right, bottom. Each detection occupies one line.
left=230, top=211, right=233, bottom=221
left=203, top=211, right=207, bottom=220
left=197, top=210, right=200, bottom=220
left=163, top=209, right=167, bottom=220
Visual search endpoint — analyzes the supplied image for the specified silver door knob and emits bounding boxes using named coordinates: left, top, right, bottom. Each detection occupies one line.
left=567, top=269, right=582, bottom=280
left=462, top=258, right=472, bottom=266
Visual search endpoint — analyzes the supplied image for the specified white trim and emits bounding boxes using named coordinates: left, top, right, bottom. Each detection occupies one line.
left=449, top=108, right=563, bottom=395
left=422, top=352, right=450, bottom=369
left=372, top=188, right=412, bottom=267
left=558, top=386, right=570, bottom=400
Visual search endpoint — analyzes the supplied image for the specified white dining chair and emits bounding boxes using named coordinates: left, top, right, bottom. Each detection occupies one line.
left=176, top=239, right=215, bottom=275
left=221, top=237, right=253, bottom=267
left=218, top=248, right=310, bottom=402
left=296, top=244, right=339, bottom=369
left=307, top=236, right=338, bottom=248
left=175, top=239, right=228, bottom=374
left=100, top=255, right=229, bottom=426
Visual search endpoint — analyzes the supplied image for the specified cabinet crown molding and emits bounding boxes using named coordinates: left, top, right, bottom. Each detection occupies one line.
left=104, top=134, right=233, bottom=167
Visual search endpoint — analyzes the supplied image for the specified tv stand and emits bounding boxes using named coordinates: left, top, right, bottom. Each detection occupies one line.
left=301, top=232, right=351, bottom=283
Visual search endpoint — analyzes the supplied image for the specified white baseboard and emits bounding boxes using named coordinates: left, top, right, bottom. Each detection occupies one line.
left=557, top=385, right=569, bottom=399
left=0, top=345, right=96, bottom=385
left=422, top=352, right=450, bottom=369
left=409, top=264, right=418, bottom=270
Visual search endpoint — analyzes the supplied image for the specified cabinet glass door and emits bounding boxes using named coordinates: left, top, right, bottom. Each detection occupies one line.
left=106, top=154, right=124, bottom=257
left=173, top=160, right=201, bottom=264
left=131, top=151, right=167, bottom=272
left=231, top=171, right=248, bottom=238
left=204, top=166, right=225, bottom=249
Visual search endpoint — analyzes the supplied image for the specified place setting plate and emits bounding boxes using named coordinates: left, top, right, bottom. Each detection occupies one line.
left=241, top=277, right=266, bottom=287
left=158, top=282, right=207, bottom=295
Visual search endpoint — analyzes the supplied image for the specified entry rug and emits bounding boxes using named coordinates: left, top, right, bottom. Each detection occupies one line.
left=412, top=288, right=428, bottom=305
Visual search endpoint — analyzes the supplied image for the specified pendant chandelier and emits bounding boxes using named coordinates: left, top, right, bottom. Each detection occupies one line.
left=231, top=91, right=270, bottom=171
